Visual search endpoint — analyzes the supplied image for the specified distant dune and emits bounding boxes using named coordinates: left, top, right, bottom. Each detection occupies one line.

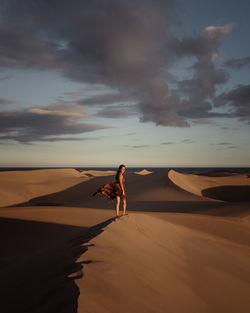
left=0, top=168, right=250, bottom=313
left=168, top=169, right=250, bottom=202
left=134, top=168, right=153, bottom=175
left=0, top=169, right=116, bottom=207
left=0, top=168, right=88, bottom=207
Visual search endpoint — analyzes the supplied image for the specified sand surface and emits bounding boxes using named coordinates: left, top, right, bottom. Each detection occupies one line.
left=0, top=168, right=250, bottom=313
left=79, top=212, right=250, bottom=313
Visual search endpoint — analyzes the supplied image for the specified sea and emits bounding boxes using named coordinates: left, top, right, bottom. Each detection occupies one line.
left=0, top=167, right=250, bottom=174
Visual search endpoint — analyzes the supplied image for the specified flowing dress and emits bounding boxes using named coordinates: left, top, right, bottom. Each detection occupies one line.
left=92, top=175, right=126, bottom=201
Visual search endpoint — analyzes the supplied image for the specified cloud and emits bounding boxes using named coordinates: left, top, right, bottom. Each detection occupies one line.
left=0, top=1, right=236, bottom=126
left=0, top=74, right=12, bottom=81
left=210, top=142, right=238, bottom=150
left=161, top=141, right=175, bottom=145
left=94, top=105, right=137, bottom=118
left=215, top=84, right=250, bottom=123
left=171, top=25, right=233, bottom=120
left=125, top=145, right=150, bottom=149
left=0, top=103, right=111, bottom=143
left=35, top=136, right=104, bottom=142
left=0, top=97, right=16, bottom=105
left=181, top=139, right=195, bottom=143
left=75, top=92, right=132, bottom=107
left=220, top=126, right=240, bottom=130
left=171, top=24, right=233, bottom=59
left=224, top=56, right=250, bottom=69
left=191, top=119, right=211, bottom=125
left=225, top=145, right=238, bottom=149
left=28, top=107, right=85, bottom=118
left=124, top=132, right=136, bottom=136
left=210, top=142, right=232, bottom=146
left=161, top=139, right=195, bottom=144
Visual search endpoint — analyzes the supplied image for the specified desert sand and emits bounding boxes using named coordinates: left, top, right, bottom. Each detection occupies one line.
left=0, top=168, right=250, bottom=313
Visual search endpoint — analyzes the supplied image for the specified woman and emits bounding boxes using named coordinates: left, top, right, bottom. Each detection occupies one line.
left=92, top=164, right=127, bottom=217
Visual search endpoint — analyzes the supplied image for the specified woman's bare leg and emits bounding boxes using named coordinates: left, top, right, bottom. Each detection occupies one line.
left=115, top=196, right=120, bottom=216
left=122, top=199, right=127, bottom=215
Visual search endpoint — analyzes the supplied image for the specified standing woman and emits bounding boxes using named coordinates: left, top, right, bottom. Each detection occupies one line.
left=115, top=164, right=126, bottom=216
left=92, top=164, right=127, bottom=217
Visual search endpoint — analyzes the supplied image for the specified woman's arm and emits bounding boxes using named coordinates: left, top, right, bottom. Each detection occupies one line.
left=118, top=173, right=125, bottom=194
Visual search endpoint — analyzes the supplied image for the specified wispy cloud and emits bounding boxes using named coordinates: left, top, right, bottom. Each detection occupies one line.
left=161, top=139, right=196, bottom=145
left=0, top=97, right=16, bottom=105
left=220, top=126, right=240, bottom=130
left=210, top=142, right=238, bottom=150
left=37, top=136, right=104, bottom=142
left=226, top=145, right=238, bottom=149
left=181, top=139, right=196, bottom=143
left=125, top=145, right=151, bottom=149
left=210, top=142, right=232, bottom=146
left=161, top=141, right=175, bottom=145
left=124, top=132, right=136, bottom=136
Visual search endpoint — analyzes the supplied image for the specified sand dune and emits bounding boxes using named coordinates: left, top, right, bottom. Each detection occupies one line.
left=78, top=213, right=250, bottom=313
left=0, top=168, right=90, bottom=207
left=169, top=169, right=250, bottom=202
left=0, top=168, right=250, bottom=313
left=12, top=170, right=224, bottom=213
left=134, top=168, right=153, bottom=175
left=0, top=169, right=117, bottom=207
left=79, top=170, right=116, bottom=177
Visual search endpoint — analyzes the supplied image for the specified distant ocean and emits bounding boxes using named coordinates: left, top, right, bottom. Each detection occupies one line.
left=0, top=167, right=249, bottom=174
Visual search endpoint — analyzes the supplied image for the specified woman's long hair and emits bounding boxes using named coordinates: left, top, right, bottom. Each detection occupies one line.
left=115, top=164, right=125, bottom=181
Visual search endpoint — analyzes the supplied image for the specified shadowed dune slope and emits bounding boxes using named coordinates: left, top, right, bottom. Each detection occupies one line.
left=169, top=169, right=250, bottom=202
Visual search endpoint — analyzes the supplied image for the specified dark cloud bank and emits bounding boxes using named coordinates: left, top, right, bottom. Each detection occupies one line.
left=0, top=103, right=110, bottom=143
left=0, top=0, right=249, bottom=143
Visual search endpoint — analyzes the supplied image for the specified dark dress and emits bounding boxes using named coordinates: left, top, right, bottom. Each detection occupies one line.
left=92, top=175, right=126, bottom=202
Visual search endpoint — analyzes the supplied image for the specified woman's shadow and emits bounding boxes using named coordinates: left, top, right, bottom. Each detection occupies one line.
left=0, top=215, right=115, bottom=313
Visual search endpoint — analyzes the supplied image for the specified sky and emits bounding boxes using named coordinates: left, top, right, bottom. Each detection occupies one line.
left=0, top=0, right=249, bottom=167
